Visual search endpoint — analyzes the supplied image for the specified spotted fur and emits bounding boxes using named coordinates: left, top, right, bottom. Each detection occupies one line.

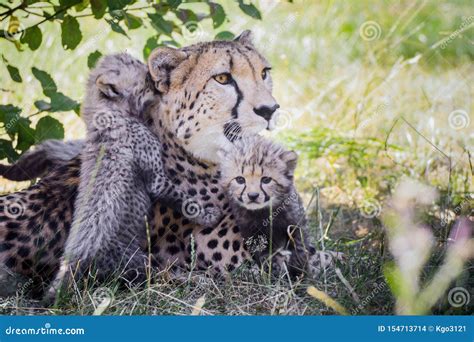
left=51, top=53, right=222, bottom=293
left=0, top=31, right=328, bottom=290
left=219, top=136, right=315, bottom=275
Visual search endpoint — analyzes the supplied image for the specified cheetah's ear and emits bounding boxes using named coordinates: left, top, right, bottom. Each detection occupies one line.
left=96, top=74, right=122, bottom=99
left=148, top=46, right=188, bottom=93
left=234, top=30, right=254, bottom=46
left=280, top=150, right=298, bottom=175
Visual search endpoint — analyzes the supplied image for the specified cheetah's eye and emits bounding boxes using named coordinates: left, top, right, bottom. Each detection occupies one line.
left=262, top=67, right=271, bottom=80
left=213, top=73, right=233, bottom=85
left=235, top=176, right=246, bottom=184
left=261, top=176, right=272, bottom=184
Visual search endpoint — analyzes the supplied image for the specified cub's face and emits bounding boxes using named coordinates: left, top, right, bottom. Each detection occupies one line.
left=148, top=31, right=280, bottom=163
left=84, top=53, right=158, bottom=128
left=219, top=137, right=298, bottom=211
left=97, top=58, right=156, bottom=112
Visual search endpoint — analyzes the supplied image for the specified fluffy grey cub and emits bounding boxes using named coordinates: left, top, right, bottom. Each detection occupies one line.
left=50, top=53, right=221, bottom=294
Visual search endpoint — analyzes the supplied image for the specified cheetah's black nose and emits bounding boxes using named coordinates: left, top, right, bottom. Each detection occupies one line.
left=247, top=192, right=260, bottom=201
left=253, top=104, right=280, bottom=122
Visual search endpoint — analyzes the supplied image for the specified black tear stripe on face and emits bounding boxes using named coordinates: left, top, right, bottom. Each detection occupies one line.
left=238, top=184, right=247, bottom=203
left=228, top=55, right=243, bottom=119
left=259, top=183, right=271, bottom=202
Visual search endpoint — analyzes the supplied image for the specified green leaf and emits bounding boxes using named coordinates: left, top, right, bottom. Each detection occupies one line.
left=0, top=139, right=19, bottom=162
left=238, top=1, right=262, bottom=20
left=16, top=120, right=36, bottom=152
left=49, top=92, right=80, bottom=112
left=215, top=31, right=234, bottom=40
left=32, top=67, right=57, bottom=97
left=107, top=0, right=132, bottom=11
left=161, top=39, right=179, bottom=48
left=176, top=9, right=198, bottom=24
left=209, top=2, right=226, bottom=28
left=0, top=104, right=21, bottom=123
left=124, top=12, right=142, bottom=30
left=74, top=0, right=90, bottom=12
left=61, top=15, right=82, bottom=50
left=148, top=13, right=173, bottom=35
left=34, top=100, right=52, bottom=112
left=143, top=36, right=160, bottom=60
left=35, top=116, right=65, bottom=142
left=109, top=9, right=124, bottom=20
left=59, top=0, right=82, bottom=6
left=91, top=0, right=107, bottom=19
left=20, top=26, right=42, bottom=50
left=154, top=3, right=170, bottom=16
left=0, top=105, right=22, bottom=128
left=166, top=0, right=182, bottom=9
left=4, top=115, right=31, bottom=144
left=88, top=50, right=103, bottom=69
left=106, top=19, right=129, bottom=38
left=6, top=64, right=22, bottom=82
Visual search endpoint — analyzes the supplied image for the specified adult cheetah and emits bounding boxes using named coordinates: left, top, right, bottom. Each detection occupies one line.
left=0, top=31, right=328, bottom=291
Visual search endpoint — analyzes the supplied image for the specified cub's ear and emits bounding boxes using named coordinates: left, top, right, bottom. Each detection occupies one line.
left=234, top=30, right=254, bottom=46
left=95, top=74, right=122, bottom=99
left=279, top=150, right=298, bottom=174
left=148, top=46, right=187, bottom=93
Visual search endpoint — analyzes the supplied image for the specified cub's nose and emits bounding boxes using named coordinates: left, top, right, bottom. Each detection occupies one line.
left=253, top=104, right=280, bottom=122
left=247, top=192, right=260, bottom=201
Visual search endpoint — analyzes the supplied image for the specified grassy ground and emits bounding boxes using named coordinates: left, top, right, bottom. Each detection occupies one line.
left=0, top=0, right=472, bottom=315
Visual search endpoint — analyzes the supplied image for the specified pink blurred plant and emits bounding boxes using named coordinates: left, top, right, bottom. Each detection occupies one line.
left=383, top=178, right=473, bottom=314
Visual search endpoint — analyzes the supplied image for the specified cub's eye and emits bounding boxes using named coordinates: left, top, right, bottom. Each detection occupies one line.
left=261, top=176, right=272, bottom=184
left=235, top=176, right=246, bottom=184
left=261, top=67, right=271, bottom=80
left=213, top=73, right=232, bottom=85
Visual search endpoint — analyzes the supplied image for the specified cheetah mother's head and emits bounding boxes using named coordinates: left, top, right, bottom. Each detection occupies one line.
left=148, top=30, right=279, bottom=164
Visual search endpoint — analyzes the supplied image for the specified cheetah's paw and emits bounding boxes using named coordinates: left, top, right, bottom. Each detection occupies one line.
left=195, top=206, right=223, bottom=227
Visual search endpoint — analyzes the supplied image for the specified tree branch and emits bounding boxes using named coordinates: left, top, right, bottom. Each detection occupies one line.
left=0, top=4, right=73, bottom=39
left=0, top=2, right=26, bottom=21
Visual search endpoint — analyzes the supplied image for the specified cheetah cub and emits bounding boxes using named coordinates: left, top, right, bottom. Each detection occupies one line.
left=219, top=136, right=310, bottom=275
left=49, top=53, right=221, bottom=296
